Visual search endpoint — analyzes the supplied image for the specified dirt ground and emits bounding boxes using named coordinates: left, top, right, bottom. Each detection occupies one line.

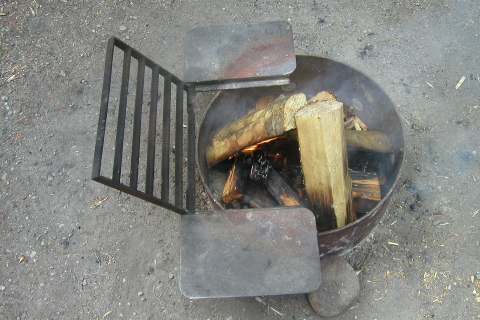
left=1, top=0, right=479, bottom=319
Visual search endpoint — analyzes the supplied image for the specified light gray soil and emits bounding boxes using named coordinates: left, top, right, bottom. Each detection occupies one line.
left=1, top=1, right=479, bottom=319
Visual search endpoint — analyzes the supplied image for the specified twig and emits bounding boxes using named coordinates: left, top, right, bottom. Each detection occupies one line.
left=13, top=116, right=27, bottom=125
left=102, top=310, right=112, bottom=318
left=152, top=285, right=163, bottom=302
left=455, top=76, right=466, bottom=89
left=426, top=82, right=433, bottom=88
left=269, top=306, right=284, bottom=316
left=90, top=196, right=108, bottom=209
left=400, top=114, right=411, bottom=126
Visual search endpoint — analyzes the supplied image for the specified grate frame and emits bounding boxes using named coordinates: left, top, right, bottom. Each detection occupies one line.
left=92, top=37, right=196, bottom=215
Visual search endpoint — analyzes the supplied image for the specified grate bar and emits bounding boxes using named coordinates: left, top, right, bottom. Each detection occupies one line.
left=130, top=57, right=145, bottom=189
left=186, top=86, right=196, bottom=213
left=92, top=37, right=115, bottom=179
left=112, top=48, right=132, bottom=182
left=145, top=65, right=159, bottom=196
left=161, top=75, right=172, bottom=201
left=174, top=83, right=184, bottom=207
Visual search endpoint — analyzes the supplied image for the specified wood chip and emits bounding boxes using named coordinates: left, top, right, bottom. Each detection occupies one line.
left=455, top=76, right=466, bottom=89
left=6, top=74, right=16, bottom=82
left=90, top=196, right=109, bottom=209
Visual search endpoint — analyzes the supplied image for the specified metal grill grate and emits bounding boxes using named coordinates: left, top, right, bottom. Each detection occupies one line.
left=92, top=37, right=196, bottom=214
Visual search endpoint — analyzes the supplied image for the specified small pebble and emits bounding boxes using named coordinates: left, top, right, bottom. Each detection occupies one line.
left=1, top=96, right=8, bottom=101
left=137, top=291, right=144, bottom=296
left=476, top=272, right=480, bottom=280
left=59, top=70, right=66, bottom=77
left=168, top=273, right=174, bottom=279
left=119, top=25, right=127, bottom=31
left=30, top=251, right=37, bottom=258
left=0, top=285, right=5, bottom=291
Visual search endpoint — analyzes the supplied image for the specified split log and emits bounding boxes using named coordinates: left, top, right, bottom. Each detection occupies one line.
left=295, top=100, right=355, bottom=231
left=307, top=91, right=339, bottom=103
left=350, top=171, right=381, bottom=202
left=206, top=93, right=307, bottom=167
left=221, top=155, right=249, bottom=204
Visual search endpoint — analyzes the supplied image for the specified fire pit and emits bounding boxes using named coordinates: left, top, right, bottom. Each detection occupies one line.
left=197, top=55, right=405, bottom=255
left=91, top=21, right=404, bottom=314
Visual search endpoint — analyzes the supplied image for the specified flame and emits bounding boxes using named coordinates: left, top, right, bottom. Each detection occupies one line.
left=240, top=136, right=285, bottom=153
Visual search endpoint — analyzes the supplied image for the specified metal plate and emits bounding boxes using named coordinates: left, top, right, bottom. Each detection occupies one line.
left=184, top=21, right=296, bottom=90
left=180, top=207, right=321, bottom=299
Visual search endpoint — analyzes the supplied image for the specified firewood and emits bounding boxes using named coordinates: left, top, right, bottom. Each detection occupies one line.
left=352, top=116, right=368, bottom=131
left=309, top=91, right=370, bottom=132
left=344, top=130, right=393, bottom=153
left=241, top=183, right=280, bottom=208
left=250, top=154, right=302, bottom=206
left=350, top=171, right=381, bottom=202
left=307, top=91, right=339, bottom=103
left=221, top=155, right=249, bottom=204
left=205, top=93, right=307, bottom=168
left=295, top=100, right=355, bottom=231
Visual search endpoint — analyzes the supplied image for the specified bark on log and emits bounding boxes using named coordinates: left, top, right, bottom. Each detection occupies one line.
left=295, top=100, right=355, bottom=231
left=206, top=93, right=307, bottom=168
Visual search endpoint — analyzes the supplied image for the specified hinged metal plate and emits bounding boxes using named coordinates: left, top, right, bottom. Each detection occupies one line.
left=180, top=207, right=322, bottom=298
left=184, top=21, right=296, bottom=91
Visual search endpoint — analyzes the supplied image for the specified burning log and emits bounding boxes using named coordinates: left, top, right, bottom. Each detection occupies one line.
left=294, top=100, right=355, bottom=231
left=221, top=154, right=250, bottom=204
left=250, top=154, right=302, bottom=206
left=205, top=93, right=307, bottom=168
